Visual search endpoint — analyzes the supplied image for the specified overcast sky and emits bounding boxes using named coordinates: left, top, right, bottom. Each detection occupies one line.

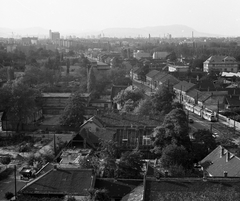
left=1, top=0, right=240, bottom=35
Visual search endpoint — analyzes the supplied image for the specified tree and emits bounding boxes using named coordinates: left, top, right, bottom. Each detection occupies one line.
left=162, top=108, right=191, bottom=150
left=87, top=66, right=96, bottom=93
left=116, top=150, right=144, bottom=179
left=98, top=140, right=118, bottom=178
left=66, top=59, right=70, bottom=75
left=0, top=156, right=11, bottom=167
left=134, top=98, right=153, bottom=115
left=192, top=129, right=217, bottom=162
left=79, top=155, right=101, bottom=175
left=152, top=85, right=176, bottom=114
left=0, top=81, right=41, bottom=131
left=60, top=92, right=86, bottom=128
left=160, top=144, right=190, bottom=169
left=88, top=188, right=111, bottom=201
left=114, top=88, right=144, bottom=109
left=151, top=108, right=192, bottom=156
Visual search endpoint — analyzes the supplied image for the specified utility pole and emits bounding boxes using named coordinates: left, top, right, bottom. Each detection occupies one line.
left=14, top=165, right=17, bottom=199
left=210, top=124, right=212, bottom=133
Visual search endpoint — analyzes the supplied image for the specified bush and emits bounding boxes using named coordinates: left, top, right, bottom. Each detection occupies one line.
left=0, top=156, right=11, bottom=165
left=18, top=143, right=32, bottom=152
left=5, top=192, right=14, bottom=200
left=0, top=168, right=14, bottom=181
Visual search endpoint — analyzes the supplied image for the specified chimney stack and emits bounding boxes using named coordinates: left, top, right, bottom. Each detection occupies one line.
left=164, top=170, right=169, bottom=177
left=224, top=171, right=228, bottom=177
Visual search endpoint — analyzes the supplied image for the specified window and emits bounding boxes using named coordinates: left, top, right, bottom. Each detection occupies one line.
left=142, top=135, right=151, bottom=145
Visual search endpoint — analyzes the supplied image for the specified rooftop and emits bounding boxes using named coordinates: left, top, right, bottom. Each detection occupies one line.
left=20, top=168, right=94, bottom=196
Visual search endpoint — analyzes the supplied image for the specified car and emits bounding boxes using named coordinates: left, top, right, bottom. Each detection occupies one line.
left=188, top=118, right=194, bottom=123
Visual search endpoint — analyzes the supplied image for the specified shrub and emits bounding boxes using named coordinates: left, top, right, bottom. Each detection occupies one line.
left=0, top=156, right=11, bottom=165
left=5, top=192, right=14, bottom=200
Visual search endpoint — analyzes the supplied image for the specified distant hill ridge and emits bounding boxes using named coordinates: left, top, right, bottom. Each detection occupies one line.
left=0, top=24, right=223, bottom=38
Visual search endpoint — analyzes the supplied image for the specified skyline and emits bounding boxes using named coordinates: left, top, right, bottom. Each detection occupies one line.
left=1, top=0, right=240, bottom=36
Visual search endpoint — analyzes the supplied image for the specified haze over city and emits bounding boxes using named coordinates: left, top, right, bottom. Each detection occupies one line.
left=1, top=0, right=240, bottom=37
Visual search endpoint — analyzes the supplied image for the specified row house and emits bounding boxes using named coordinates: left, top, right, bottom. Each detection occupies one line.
left=173, top=81, right=195, bottom=103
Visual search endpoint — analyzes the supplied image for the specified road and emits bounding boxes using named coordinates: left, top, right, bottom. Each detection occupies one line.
left=188, top=111, right=240, bottom=142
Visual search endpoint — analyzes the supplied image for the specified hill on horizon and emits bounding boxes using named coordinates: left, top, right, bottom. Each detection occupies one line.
left=0, top=25, right=224, bottom=38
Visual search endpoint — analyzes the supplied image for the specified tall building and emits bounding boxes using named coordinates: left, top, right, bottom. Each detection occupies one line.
left=49, top=30, right=60, bottom=41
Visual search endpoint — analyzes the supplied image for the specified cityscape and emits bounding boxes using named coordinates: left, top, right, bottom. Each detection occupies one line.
left=1, top=0, right=240, bottom=201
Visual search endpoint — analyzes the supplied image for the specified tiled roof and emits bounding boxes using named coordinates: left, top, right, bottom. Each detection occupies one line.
left=20, top=168, right=93, bottom=195
left=197, top=92, right=212, bottom=102
left=152, top=72, right=167, bottom=82
left=186, top=89, right=201, bottom=99
left=197, top=78, right=216, bottom=91
left=160, top=74, right=180, bottom=86
left=121, top=185, right=144, bottom=201
left=146, top=70, right=160, bottom=79
left=205, top=55, right=237, bottom=63
left=200, top=145, right=240, bottom=177
left=145, top=177, right=240, bottom=201
left=225, top=88, right=240, bottom=95
left=94, top=113, right=161, bottom=127
left=94, top=178, right=142, bottom=199
left=173, top=81, right=195, bottom=92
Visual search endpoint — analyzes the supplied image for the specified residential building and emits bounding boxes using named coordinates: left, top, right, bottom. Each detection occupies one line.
left=152, top=52, right=169, bottom=60
left=173, top=81, right=195, bottom=103
left=168, top=64, right=189, bottom=73
left=133, top=50, right=151, bottom=60
left=49, top=30, right=60, bottom=41
left=200, top=145, right=240, bottom=177
left=203, top=55, right=238, bottom=73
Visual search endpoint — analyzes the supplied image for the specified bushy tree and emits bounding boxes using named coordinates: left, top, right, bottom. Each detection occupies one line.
left=60, top=92, right=86, bottom=128
left=134, top=98, right=153, bottom=115
left=116, top=150, right=143, bottom=179
left=152, top=85, right=176, bottom=114
left=0, top=81, right=41, bottom=131
left=161, top=144, right=190, bottom=169
left=88, top=188, right=110, bottom=201
left=151, top=108, right=191, bottom=157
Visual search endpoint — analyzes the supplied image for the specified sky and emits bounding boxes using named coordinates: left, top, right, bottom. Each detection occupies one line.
left=1, top=0, right=240, bottom=36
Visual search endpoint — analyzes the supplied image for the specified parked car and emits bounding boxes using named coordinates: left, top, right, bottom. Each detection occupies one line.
left=189, top=118, right=194, bottom=123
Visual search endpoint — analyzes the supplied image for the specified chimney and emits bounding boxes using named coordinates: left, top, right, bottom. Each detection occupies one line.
left=224, top=171, right=228, bottom=177
left=203, top=171, right=207, bottom=182
left=164, top=170, right=169, bottom=177
left=220, top=147, right=224, bottom=158
left=226, top=151, right=230, bottom=162
left=53, top=165, right=58, bottom=170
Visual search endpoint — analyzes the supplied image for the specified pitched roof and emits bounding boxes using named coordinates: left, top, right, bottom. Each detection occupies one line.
left=200, top=145, right=240, bottom=177
left=197, top=92, right=212, bottom=102
left=186, top=89, right=201, bottom=99
left=152, top=72, right=168, bottom=82
left=145, top=177, right=240, bottom=201
left=20, top=168, right=94, bottom=195
left=94, top=178, right=142, bottom=199
left=146, top=70, right=160, bottom=79
left=225, top=96, right=240, bottom=107
left=121, top=185, right=144, bottom=201
left=159, top=74, right=180, bottom=86
left=173, top=81, right=195, bottom=92
left=205, top=55, right=237, bottom=63
left=94, top=113, right=161, bottom=127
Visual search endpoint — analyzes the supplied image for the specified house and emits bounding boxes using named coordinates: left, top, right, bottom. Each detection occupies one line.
left=130, top=67, right=142, bottom=80
left=168, top=64, right=189, bottom=73
left=224, top=96, right=240, bottom=109
left=152, top=52, right=170, bottom=60
left=173, top=81, right=196, bottom=103
left=146, top=70, right=160, bottom=86
left=203, top=55, right=238, bottom=73
left=19, top=167, right=95, bottom=200
left=133, top=50, right=151, bottom=60
left=89, top=99, right=112, bottom=109
left=157, top=74, right=179, bottom=88
left=200, top=145, right=240, bottom=177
